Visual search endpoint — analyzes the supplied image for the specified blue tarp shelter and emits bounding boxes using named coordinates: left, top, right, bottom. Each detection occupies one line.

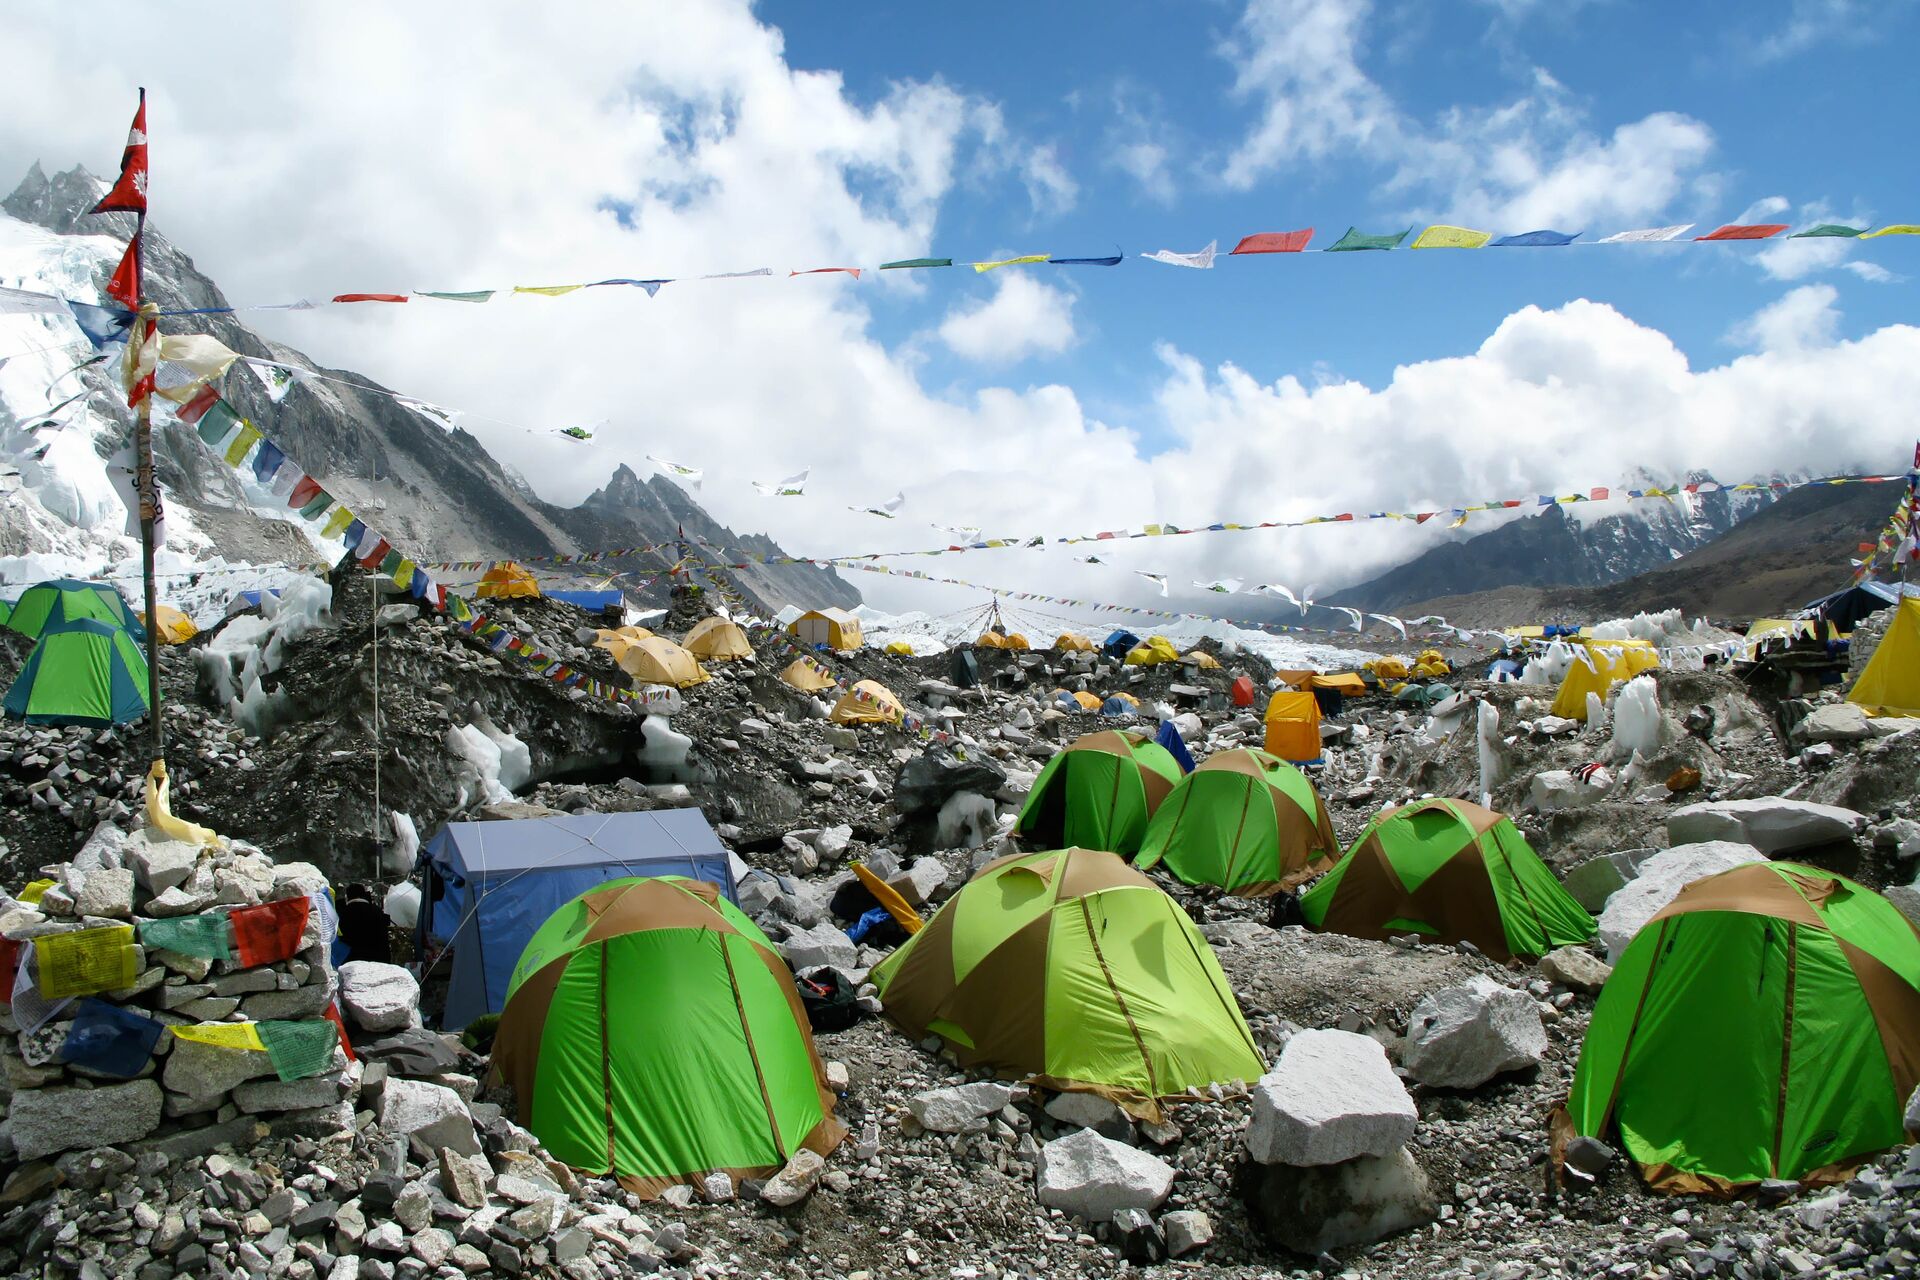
left=1802, top=580, right=1899, bottom=634
left=419, top=809, right=736, bottom=1029
left=1101, top=629, right=1141, bottom=659
left=546, top=590, right=623, bottom=611
left=1153, top=719, right=1195, bottom=774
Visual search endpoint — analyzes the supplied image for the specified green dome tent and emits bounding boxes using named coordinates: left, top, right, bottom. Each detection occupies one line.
left=1015, top=730, right=1183, bottom=856
left=1298, top=797, right=1594, bottom=961
left=870, top=848, right=1264, bottom=1119
left=491, top=877, right=845, bottom=1198
left=4, top=579, right=140, bottom=641
left=1562, top=862, right=1920, bottom=1194
left=1136, top=748, right=1339, bottom=896
left=3, top=618, right=150, bottom=727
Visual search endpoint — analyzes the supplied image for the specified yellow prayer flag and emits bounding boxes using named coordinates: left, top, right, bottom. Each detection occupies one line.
left=225, top=423, right=262, bottom=467
left=512, top=284, right=585, bottom=297
left=171, top=1022, right=268, bottom=1051
left=158, top=333, right=243, bottom=384
left=320, top=507, right=356, bottom=540
left=1860, top=225, right=1920, bottom=239
left=1411, top=225, right=1493, bottom=249
left=18, top=879, right=54, bottom=905
left=973, top=254, right=1049, bottom=273
left=393, top=561, right=415, bottom=590
left=34, top=925, right=138, bottom=998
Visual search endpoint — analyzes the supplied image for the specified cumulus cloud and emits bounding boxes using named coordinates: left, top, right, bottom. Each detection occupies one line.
left=1728, top=284, right=1842, bottom=353
left=938, top=274, right=1078, bottom=363
left=1219, top=0, right=1719, bottom=231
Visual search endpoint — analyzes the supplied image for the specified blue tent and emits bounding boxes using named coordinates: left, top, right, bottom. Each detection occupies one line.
left=419, top=809, right=736, bottom=1029
left=1802, top=580, right=1899, bottom=634
left=1154, top=719, right=1195, bottom=773
left=546, top=590, right=623, bottom=611
left=1101, top=629, right=1141, bottom=659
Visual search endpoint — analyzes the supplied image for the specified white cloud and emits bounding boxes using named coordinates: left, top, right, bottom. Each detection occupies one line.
left=938, top=273, right=1078, bottom=363
left=1020, top=145, right=1078, bottom=218
left=1729, top=284, right=1842, bottom=353
left=1845, top=260, right=1898, bottom=284
left=1219, top=0, right=1719, bottom=231
left=1746, top=0, right=1906, bottom=62
left=1106, top=94, right=1179, bottom=204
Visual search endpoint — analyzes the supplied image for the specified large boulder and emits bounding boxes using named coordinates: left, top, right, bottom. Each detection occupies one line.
left=1034, top=1127, right=1175, bottom=1221
left=1794, top=703, right=1873, bottom=744
left=893, top=745, right=1008, bottom=817
left=1560, top=849, right=1655, bottom=914
left=1241, top=1147, right=1436, bottom=1255
left=1597, top=841, right=1765, bottom=960
left=163, top=1037, right=276, bottom=1102
left=1399, top=976, right=1548, bottom=1089
left=11, top=1080, right=165, bottom=1160
left=908, top=1082, right=1013, bottom=1134
left=779, top=921, right=858, bottom=971
left=1667, top=798, right=1866, bottom=856
left=1244, top=1030, right=1416, bottom=1166
left=337, top=961, right=420, bottom=1033
left=379, top=1079, right=479, bottom=1155
left=124, top=834, right=203, bottom=897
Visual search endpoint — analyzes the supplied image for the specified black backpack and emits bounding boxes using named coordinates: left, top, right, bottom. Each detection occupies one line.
left=796, top=969, right=864, bottom=1033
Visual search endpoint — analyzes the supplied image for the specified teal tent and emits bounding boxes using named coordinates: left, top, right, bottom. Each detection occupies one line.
left=4, top=579, right=140, bottom=641
left=3, top=618, right=150, bottom=726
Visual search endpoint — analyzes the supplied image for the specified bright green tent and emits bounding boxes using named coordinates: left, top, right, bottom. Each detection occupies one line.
left=4, top=579, right=140, bottom=641
left=1136, top=748, right=1340, bottom=896
left=3, top=618, right=150, bottom=727
left=490, top=876, right=845, bottom=1198
left=0, top=599, right=11, bottom=629
left=1015, top=730, right=1182, bottom=856
left=1298, top=797, right=1594, bottom=961
left=1564, top=862, right=1920, bottom=1193
left=871, top=847, right=1264, bottom=1119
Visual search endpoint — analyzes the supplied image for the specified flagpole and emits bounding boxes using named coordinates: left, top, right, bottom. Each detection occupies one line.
left=135, top=281, right=164, bottom=766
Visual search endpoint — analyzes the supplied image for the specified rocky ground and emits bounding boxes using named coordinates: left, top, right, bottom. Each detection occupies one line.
left=1, top=573, right=1917, bottom=1279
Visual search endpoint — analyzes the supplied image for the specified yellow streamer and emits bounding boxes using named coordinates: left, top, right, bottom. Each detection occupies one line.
left=1860, top=225, right=1920, bottom=239
left=1412, top=225, right=1493, bottom=249
left=973, top=254, right=1049, bottom=273
left=34, top=926, right=138, bottom=999
left=512, top=284, right=584, bottom=296
left=171, top=1022, right=267, bottom=1051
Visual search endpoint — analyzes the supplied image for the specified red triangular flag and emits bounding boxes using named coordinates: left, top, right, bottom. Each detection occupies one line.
left=105, top=237, right=141, bottom=311
left=89, top=90, right=149, bottom=216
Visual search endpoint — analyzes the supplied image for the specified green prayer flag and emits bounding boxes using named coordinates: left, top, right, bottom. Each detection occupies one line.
left=378, top=549, right=404, bottom=575
left=257, top=1019, right=340, bottom=1082
left=138, top=913, right=233, bottom=961
left=880, top=258, right=953, bottom=270
left=1788, top=224, right=1866, bottom=238
left=1327, top=227, right=1412, bottom=252
left=299, top=493, right=333, bottom=520
left=194, top=400, right=242, bottom=447
left=416, top=290, right=496, bottom=303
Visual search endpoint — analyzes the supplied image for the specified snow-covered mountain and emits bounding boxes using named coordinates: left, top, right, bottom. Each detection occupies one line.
left=0, top=163, right=859, bottom=620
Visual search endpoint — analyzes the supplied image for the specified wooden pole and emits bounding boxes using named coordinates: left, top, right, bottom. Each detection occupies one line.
left=134, top=293, right=164, bottom=765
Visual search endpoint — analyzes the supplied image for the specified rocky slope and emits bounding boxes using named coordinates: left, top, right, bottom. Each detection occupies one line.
left=1, top=163, right=858, bottom=616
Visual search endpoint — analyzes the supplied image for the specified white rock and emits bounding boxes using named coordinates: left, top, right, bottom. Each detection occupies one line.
left=336, top=961, right=420, bottom=1033
left=1667, top=797, right=1866, bottom=855
left=760, top=1149, right=826, bottom=1207
left=1162, top=1209, right=1213, bottom=1258
left=1245, top=1029, right=1416, bottom=1166
left=1043, top=1090, right=1133, bottom=1139
left=1529, top=770, right=1602, bottom=814
left=1034, top=1128, right=1175, bottom=1221
left=1400, top=976, right=1549, bottom=1088
left=1906, top=1084, right=1920, bottom=1137
left=1598, top=841, right=1766, bottom=959
left=378, top=1078, right=474, bottom=1145
left=125, top=835, right=203, bottom=897
left=1538, top=947, right=1613, bottom=994
left=812, top=824, right=853, bottom=861
left=780, top=921, right=858, bottom=971
left=1795, top=702, right=1873, bottom=743
left=909, top=1082, right=1014, bottom=1134
left=901, top=857, right=950, bottom=905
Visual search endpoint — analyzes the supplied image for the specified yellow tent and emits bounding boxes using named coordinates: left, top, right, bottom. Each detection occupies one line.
left=595, top=625, right=654, bottom=644
left=1185, top=650, right=1222, bottom=670
left=1550, top=638, right=1660, bottom=721
left=779, top=658, right=837, bottom=693
left=1847, top=597, right=1920, bottom=717
left=883, top=640, right=914, bottom=656
left=789, top=608, right=863, bottom=651
left=1311, top=672, right=1367, bottom=697
left=831, top=679, right=905, bottom=726
left=137, top=605, right=198, bottom=645
left=476, top=562, right=541, bottom=599
left=1103, top=691, right=1140, bottom=709
left=1054, top=633, right=1095, bottom=652
left=1055, top=689, right=1102, bottom=711
left=682, top=617, right=752, bottom=661
left=616, top=636, right=710, bottom=688
left=976, top=631, right=1008, bottom=648
left=1002, top=633, right=1031, bottom=651
left=1263, top=691, right=1323, bottom=763
left=1124, top=636, right=1180, bottom=666
left=1275, top=669, right=1313, bottom=690
left=1366, top=656, right=1411, bottom=681
left=1412, top=649, right=1451, bottom=678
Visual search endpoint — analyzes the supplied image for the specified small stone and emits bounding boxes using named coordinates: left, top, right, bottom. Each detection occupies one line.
left=1538, top=946, right=1613, bottom=994
left=1034, top=1127, right=1174, bottom=1221
left=759, top=1149, right=827, bottom=1207
left=1161, top=1209, right=1213, bottom=1257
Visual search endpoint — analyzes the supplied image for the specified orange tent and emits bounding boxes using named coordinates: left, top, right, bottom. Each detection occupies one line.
left=1263, top=691, right=1323, bottom=763
left=476, top=562, right=540, bottom=599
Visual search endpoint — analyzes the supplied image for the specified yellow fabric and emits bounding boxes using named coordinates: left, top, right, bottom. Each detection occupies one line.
left=34, top=926, right=138, bottom=998
left=512, top=283, right=584, bottom=296
left=831, top=679, right=905, bottom=725
left=1861, top=225, right=1920, bottom=239
left=157, top=333, right=242, bottom=385
left=1412, top=659, right=1451, bottom=678
left=1002, top=633, right=1031, bottom=650
left=224, top=424, right=261, bottom=467
left=1263, top=691, right=1323, bottom=762
left=19, top=879, right=54, bottom=905
left=616, top=637, right=709, bottom=688
left=1311, top=672, right=1367, bottom=696
left=172, top=1022, right=267, bottom=1050
left=476, top=562, right=541, bottom=599
left=976, top=631, right=1007, bottom=649
left=883, top=640, right=914, bottom=655
left=1550, top=638, right=1660, bottom=720
left=1070, top=691, right=1102, bottom=711
left=1412, top=225, right=1492, bottom=249
left=1105, top=691, right=1140, bottom=708
left=1125, top=636, right=1180, bottom=666
left=1847, top=597, right=1920, bottom=717
left=146, top=761, right=219, bottom=846
left=1367, top=657, right=1410, bottom=680
left=974, top=254, right=1049, bottom=272
left=137, top=605, right=198, bottom=645
left=779, top=658, right=837, bottom=693
left=1187, top=650, right=1222, bottom=669
left=789, top=608, right=863, bottom=651
left=681, top=617, right=752, bottom=661
left=1054, top=633, right=1094, bottom=652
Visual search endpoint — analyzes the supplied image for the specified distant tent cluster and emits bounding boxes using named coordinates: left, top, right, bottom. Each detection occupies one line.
left=2, top=580, right=155, bottom=727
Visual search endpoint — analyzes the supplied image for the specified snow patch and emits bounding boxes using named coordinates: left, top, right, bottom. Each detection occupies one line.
left=195, top=576, right=336, bottom=736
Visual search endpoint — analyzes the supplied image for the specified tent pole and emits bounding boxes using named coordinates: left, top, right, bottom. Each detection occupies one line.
left=134, top=290, right=164, bottom=766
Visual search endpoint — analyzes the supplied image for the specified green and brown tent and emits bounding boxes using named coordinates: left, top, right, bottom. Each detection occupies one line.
left=1297, top=797, right=1594, bottom=961
left=3, top=578, right=140, bottom=641
left=1014, top=730, right=1182, bottom=856
left=1560, top=862, right=1920, bottom=1194
left=491, top=876, right=845, bottom=1198
left=1135, top=748, right=1339, bottom=896
left=870, top=848, right=1264, bottom=1119
left=3, top=618, right=150, bottom=727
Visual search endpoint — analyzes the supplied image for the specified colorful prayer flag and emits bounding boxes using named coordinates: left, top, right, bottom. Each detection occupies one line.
left=1230, top=230, right=1313, bottom=254
left=881, top=258, right=952, bottom=270
left=1141, top=240, right=1217, bottom=269
left=105, top=237, right=142, bottom=311
left=33, top=926, right=139, bottom=999
left=415, top=290, right=495, bottom=303
left=512, top=284, right=584, bottom=297
left=229, top=897, right=310, bottom=968
left=1411, top=226, right=1492, bottom=249
left=789, top=268, right=862, bottom=279
left=257, top=1019, right=340, bottom=1082
left=1789, top=224, right=1866, bottom=238
left=973, top=254, right=1048, bottom=273
left=138, top=912, right=234, bottom=961
left=1049, top=253, right=1123, bottom=266
left=1597, top=225, right=1693, bottom=243
left=1696, top=224, right=1789, bottom=241
left=1491, top=230, right=1579, bottom=247
left=1861, top=225, right=1920, bottom=239
left=332, top=293, right=408, bottom=304
left=224, top=423, right=262, bottom=467
left=88, top=89, right=149, bottom=216
left=1327, top=227, right=1411, bottom=252
left=171, top=1022, right=267, bottom=1050
left=59, top=998, right=163, bottom=1078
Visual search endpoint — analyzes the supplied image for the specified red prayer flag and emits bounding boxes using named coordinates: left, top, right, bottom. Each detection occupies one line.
left=175, top=384, right=221, bottom=425
left=1230, top=229, right=1314, bottom=254
left=332, top=293, right=409, bottom=304
left=788, top=268, right=862, bottom=280
left=106, top=237, right=142, bottom=311
left=1590, top=487, right=1610, bottom=500
left=89, top=89, right=149, bottom=216
left=287, top=476, right=322, bottom=508
left=229, top=896, right=310, bottom=968
left=323, top=1002, right=356, bottom=1062
left=357, top=537, right=391, bottom=569
left=0, top=936, right=18, bottom=1006
left=1696, top=224, right=1789, bottom=241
